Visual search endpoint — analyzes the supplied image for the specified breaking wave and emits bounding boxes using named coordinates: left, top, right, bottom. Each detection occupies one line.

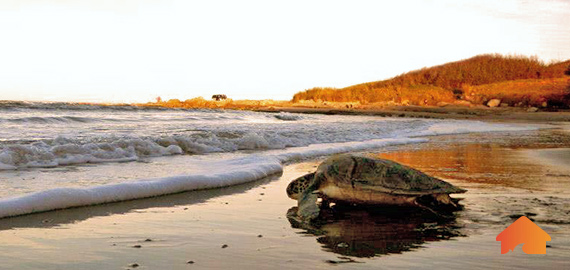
left=0, top=137, right=425, bottom=218
left=272, top=112, right=304, bottom=121
left=0, top=120, right=538, bottom=170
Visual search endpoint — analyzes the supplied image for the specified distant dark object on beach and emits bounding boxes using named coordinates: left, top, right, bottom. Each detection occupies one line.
left=212, top=94, right=228, bottom=101
left=487, top=99, right=501, bottom=107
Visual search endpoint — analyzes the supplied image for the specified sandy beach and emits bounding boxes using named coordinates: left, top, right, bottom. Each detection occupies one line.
left=0, top=124, right=569, bottom=270
left=2, top=1, right=569, bottom=269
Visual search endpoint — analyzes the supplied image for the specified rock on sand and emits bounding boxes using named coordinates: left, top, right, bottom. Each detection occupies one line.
left=487, top=99, right=501, bottom=107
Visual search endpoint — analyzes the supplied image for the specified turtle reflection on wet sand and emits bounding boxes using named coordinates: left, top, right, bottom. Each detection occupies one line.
left=286, top=206, right=464, bottom=259
left=286, top=154, right=467, bottom=221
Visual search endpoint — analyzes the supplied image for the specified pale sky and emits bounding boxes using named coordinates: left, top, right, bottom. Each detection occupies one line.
left=0, top=0, right=569, bottom=103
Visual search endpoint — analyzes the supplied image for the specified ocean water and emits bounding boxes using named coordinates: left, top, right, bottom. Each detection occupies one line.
left=0, top=101, right=539, bottom=218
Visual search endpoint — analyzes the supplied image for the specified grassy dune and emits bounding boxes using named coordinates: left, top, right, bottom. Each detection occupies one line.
left=141, top=97, right=290, bottom=110
left=464, top=78, right=569, bottom=107
left=293, top=54, right=570, bottom=108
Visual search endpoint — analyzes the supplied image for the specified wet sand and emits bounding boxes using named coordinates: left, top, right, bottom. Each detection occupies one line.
left=0, top=128, right=569, bottom=269
left=256, top=105, right=570, bottom=122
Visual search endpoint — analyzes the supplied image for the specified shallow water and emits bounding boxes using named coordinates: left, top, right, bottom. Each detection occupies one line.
left=0, top=103, right=541, bottom=218
left=0, top=103, right=533, bottom=170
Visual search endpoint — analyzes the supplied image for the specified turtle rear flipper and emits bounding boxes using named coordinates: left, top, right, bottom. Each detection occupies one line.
left=413, top=200, right=455, bottom=219
left=414, top=194, right=461, bottom=218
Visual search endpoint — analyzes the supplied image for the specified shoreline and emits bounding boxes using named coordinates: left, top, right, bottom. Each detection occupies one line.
left=0, top=128, right=569, bottom=269
left=254, top=105, right=570, bottom=122
left=4, top=99, right=570, bottom=122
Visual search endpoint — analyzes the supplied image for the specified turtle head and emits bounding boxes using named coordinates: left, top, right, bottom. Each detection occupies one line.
left=286, top=172, right=315, bottom=200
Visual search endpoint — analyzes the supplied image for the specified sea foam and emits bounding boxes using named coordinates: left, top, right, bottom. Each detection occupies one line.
left=0, top=137, right=425, bottom=218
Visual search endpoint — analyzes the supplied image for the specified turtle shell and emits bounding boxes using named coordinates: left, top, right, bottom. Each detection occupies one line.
left=316, top=154, right=466, bottom=196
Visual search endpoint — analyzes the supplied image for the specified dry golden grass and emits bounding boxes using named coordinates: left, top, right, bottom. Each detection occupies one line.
left=462, top=78, right=570, bottom=107
left=290, top=85, right=456, bottom=105
left=293, top=54, right=570, bottom=108
left=141, top=97, right=290, bottom=110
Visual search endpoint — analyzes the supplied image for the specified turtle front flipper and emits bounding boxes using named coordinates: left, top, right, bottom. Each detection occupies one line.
left=298, top=190, right=320, bottom=220
left=297, top=173, right=325, bottom=221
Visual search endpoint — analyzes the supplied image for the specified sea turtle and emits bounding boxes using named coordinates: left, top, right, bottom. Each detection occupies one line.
left=286, top=154, right=467, bottom=220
